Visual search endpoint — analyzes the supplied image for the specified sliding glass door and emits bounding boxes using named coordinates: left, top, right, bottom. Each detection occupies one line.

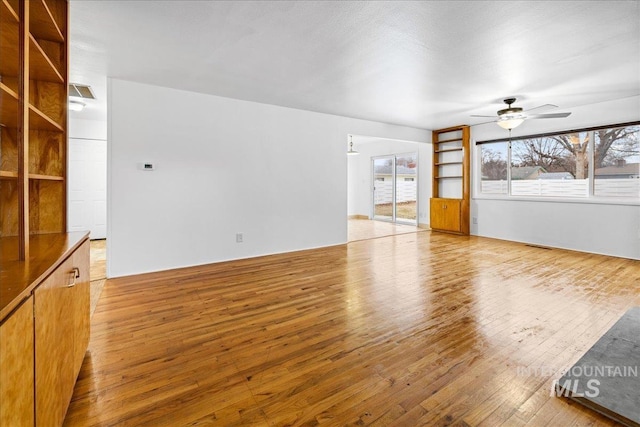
left=394, top=153, right=417, bottom=223
left=372, top=153, right=417, bottom=224
left=373, top=156, right=394, bottom=221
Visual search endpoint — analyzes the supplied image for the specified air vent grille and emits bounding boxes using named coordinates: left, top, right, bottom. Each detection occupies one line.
left=69, top=83, right=95, bottom=99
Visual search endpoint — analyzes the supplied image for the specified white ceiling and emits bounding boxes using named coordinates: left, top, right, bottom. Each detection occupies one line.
left=69, top=1, right=640, bottom=130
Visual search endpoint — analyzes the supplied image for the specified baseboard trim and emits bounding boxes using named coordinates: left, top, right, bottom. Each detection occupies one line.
left=418, top=223, right=430, bottom=230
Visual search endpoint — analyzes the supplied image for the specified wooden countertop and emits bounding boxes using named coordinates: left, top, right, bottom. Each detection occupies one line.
left=0, top=232, right=90, bottom=322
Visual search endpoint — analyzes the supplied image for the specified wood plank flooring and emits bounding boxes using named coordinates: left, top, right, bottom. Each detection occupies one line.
left=90, top=239, right=107, bottom=317
left=64, top=232, right=640, bottom=426
left=347, top=219, right=425, bottom=242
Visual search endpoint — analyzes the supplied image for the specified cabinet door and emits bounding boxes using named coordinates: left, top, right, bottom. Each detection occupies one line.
left=0, top=298, right=35, bottom=426
left=430, top=198, right=461, bottom=233
left=35, top=256, right=76, bottom=427
left=72, top=240, right=90, bottom=376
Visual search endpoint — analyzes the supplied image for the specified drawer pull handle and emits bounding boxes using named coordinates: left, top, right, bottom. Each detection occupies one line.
left=68, top=267, right=80, bottom=288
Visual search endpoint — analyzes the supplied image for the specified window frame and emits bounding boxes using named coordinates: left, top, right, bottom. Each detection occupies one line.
left=474, top=121, right=640, bottom=206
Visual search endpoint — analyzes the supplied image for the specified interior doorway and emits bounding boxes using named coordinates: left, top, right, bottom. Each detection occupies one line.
left=372, top=152, right=418, bottom=225
left=67, top=136, right=108, bottom=315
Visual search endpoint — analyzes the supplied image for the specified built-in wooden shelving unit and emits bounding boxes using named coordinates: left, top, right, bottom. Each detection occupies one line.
left=1, top=4, right=86, bottom=426
left=430, top=125, right=470, bottom=235
left=0, top=0, right=68, bottom=258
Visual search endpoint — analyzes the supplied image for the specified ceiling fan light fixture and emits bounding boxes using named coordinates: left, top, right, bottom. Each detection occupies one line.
left=496, top=117, right=525, bottom=130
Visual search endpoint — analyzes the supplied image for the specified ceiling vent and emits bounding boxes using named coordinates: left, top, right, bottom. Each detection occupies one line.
left=69, top=83, right=96, bottom=99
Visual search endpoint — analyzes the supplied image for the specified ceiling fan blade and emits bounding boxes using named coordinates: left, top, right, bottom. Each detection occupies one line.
left=528, top=112, right=572, bottom=119
left=470, top=114, right=496, bottom=118
left=470, top=119, right=498, bottom=126
left=525, top=103, right=557, bottom=114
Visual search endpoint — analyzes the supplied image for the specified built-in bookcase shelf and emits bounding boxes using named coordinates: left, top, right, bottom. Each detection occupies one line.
left=0, top=0, right=68, bottom=259
left=29, top=104, right=64, bottom=131
left=430, top=125, right=470, bottom=235
left=0, top=171, right=18, bottom=179
left=30, top=0, right=65, bottom=42
left=0, top=82, right=19, bottom=125
left=29, top=35, right=64, bottom=83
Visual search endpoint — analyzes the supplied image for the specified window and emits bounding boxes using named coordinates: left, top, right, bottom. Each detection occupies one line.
left=594, top=125, right=640, bottom=197
left=477, top=122, right=639, bottom=200
left=510, top=132, right=589, bottom=197
left=480, top=142, right=508, bottom=194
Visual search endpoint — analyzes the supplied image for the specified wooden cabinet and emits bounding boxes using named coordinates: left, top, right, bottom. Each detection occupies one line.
left=430, top=198, right=462, bottom=233
left=34, top=239, right=89, bottom=426
left=0, top=297, right=35, bottom=427
left=0, top=0, right=68, bottom=260
left=72, top=239, right=90, bottom=374
left=0, top=2, right=77, bottom=421
left=0, top=233, right=89, bottom=427
left=430, top=125, right=470, bottom=235
left=35, top=256, right=77, bottom=426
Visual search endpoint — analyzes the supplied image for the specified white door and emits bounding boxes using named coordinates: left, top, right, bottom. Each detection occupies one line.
left=67, top=138, right=107, bottom=239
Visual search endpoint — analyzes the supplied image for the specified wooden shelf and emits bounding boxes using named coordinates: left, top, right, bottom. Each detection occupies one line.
left=2, top=0, right=68, bottom=259
left=28, top=173, right=63, bottom=181
left=0, top=170, right=18, bottom=179
left=435, top=148, right=463, bottom=153
left=30, top=0, right=64, bottom=43
left=0, top=82, right=19, bottom=127
left=1, top=0, right=18, bottom=23
left=434, top=137, right=463, bottom=144
left=0, top=0, right=20, bottom=78
left=431, top=125, right=470, bottom=235
left=29, top=104, right=63, bottom=132
left=29, top=35, right=63, bottom=83
left=0, top=171, right=55, bottom=181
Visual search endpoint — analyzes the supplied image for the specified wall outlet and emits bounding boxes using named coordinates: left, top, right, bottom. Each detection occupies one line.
left=472, top=217, right=478, bottom=225
left=236, top=233, right=243, bottom=243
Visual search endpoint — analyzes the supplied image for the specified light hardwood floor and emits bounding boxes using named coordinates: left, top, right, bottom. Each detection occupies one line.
left=90, top=240, right=107, bottom=317
left=65, top=232, right=639, bottom=426
left=348, top=218, right=425, bottom=242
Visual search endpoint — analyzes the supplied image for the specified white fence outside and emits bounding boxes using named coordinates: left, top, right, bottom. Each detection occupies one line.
left=374, top=181, right=417, bottom=204
left=481, top=178, right=640, bottom=198
left=594, top=179, right=640, bottom=198
left=481, top=180, right=508, bottom=195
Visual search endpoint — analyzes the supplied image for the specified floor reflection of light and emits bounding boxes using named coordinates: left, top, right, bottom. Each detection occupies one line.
left=344, top=235, right=430, bottom=335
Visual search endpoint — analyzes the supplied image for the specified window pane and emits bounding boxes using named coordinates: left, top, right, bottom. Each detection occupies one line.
left=594, top=125, right=640, bottom=198
left=510, top=132, right=589, bottom=197
left=480, top=142, right=508, bottom=194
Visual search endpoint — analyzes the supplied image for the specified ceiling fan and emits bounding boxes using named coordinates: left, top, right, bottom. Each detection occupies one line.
left=471, top=98, right=571, bottom=130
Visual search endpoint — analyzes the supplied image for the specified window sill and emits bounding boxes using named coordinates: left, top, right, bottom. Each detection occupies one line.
left=472, top=194, right=640, bottom=206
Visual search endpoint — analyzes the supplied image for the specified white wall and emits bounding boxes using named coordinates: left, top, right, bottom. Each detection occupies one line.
left=347, top=138, right=431, bottom=225
left=69, top=117, right=107, bottom=140
left=68, top=117, right=108, bottom=239
left=68, top=138, right=107, bottom=238
left=108, top=79, right=429, bottom=277
left=471, top=96, right=640, bottom=260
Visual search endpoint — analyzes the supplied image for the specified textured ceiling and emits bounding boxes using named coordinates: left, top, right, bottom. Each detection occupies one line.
left=69, top=1, right=640, bottom=130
